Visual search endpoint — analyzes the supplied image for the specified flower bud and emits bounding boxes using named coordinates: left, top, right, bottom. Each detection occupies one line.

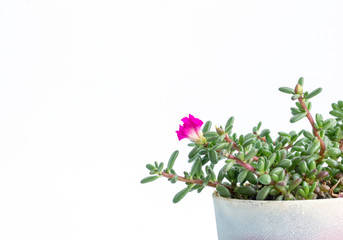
left=295, top=83, right=303, bottom=95
left=215, top=126, right=225, bottom=136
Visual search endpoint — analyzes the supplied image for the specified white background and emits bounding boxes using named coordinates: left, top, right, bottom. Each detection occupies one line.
left=0, top=0, right=343, bottom=239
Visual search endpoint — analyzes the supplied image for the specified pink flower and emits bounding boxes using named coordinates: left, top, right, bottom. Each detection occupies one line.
left=176, top=114, right=206, bottom=144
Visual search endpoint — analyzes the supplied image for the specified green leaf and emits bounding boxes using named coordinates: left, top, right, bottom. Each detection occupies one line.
left=237, top=152, right=244, bottom=161
left=292, top=145, right=304, bottom=152
left=309, top=182, right=317, bottom=193
left=257, top=121, right=262, bottom=131
left=242, top=138, right=255, bottom=147
left=298, top=77, right=304, bottom=87
left=237, top=169, right=249, bottom=184
left=278, top=159, right=292, bottom=168
left=298, top=188, right=306, bottom=198
left=307, top=154, right=320, bottom=163
left=332, top=103, right=342, bottom=111
left=256, top=186, right=272, bottom=200
left=203, top=131, right=218, bottom=138
left=276, top=195, right=284, bottom=201
left=299, top=161, right=308, bottom=174
left=302, top=181, right=309, bottom=196
left=303, top=130, right=314, bottom=140
left=308, top=160, right=316, bottom=170
left=167, top=150, right=179, bottom=171
left=157, top=162, right=164, bottom=172
left=327, top=148, right=341, bottom=158
left=271, top=173, right=279, bottom=182
left=259, top=174, right=272, bottom=185
left=278, top=131, right=291, bottom=138
left=246, top=171, right=258, bottom=184
left=170, top=176, right=178, bottom=184
left=216, top=185, right=231, bottom=198
left=213, top=142, right=229, bottom=151
left=146, top=164, right=155, bottom=171
left=322, top=119, right=336, bottom=130
left=140, top=175, right=160, bottom=184
left=330, top=110, right=343, bottom=119
left=290, top=112, right=307, bottom=123
left=307, top=102, right=312, bottom=111
left=188, top=146, right=201, bottom=159
left=307, top=141, right=321, bottom=155
left=306, top=88, right=322, bottom=99
left=279, top=87, right=295, bottom=94
left=218, top=161, right=234, bottom=180
left=257, top=158, right=265, bottom=172
left=202, top=121, right=212, bottom=133
left=225, top=117, right=235, bottom=132
left=234, top=186, right=257, bottom=196
left=190, top=156, right=202, bottom=177
left=316, top=113, right=323, bottom=126
left=208, top=149, right=218, bottom=164
left=245, top=149, right=258, bottom=160
left=291, top=107, right=302, bottom=115
left=259, top=129, right=270, bottom=138
left=244, top=133, right=255, bottom=141
left=172, top=184, right=194, bottom=203
left=326, top=159, right=339, bottom=168
left=288, top=178, right=302, bottom=192
left=337, top=100, right=343, bottom=109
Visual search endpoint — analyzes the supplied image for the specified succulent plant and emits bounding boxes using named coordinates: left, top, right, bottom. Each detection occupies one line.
left=141, top=77, right=343, bottom=203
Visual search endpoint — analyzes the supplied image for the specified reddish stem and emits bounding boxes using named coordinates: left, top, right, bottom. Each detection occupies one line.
left=339, top=140, right=343, bottom=151
left=285, top=144, right=292, bottom=150
left=257, top=136, right=266, bottom=142
left=161, top=172, right=233, bottom=193
left=224, top=135, right=239, bottom=151
left=227, top=154, right=257, bottom=173
left=298, top=96, right=326, bottom=158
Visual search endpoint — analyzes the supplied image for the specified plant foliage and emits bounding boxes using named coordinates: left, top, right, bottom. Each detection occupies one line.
left=142, top=78, right=343, bottom=202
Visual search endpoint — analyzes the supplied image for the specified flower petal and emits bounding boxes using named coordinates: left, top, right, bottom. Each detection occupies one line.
left=176, top=125, right=187, bottom=140
left=176, top=114, right=204, bottom=142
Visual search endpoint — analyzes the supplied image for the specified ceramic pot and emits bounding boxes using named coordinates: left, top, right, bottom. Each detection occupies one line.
left=213, top=192, right=343, bottom=240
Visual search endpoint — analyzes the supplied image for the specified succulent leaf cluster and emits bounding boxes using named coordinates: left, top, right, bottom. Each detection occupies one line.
left=142, top=78, right=343, bottom=203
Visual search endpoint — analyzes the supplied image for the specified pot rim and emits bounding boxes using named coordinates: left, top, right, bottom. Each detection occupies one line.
left=212, top=191, right=343, bottom=205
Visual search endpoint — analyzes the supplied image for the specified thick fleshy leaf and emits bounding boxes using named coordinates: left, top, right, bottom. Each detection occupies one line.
left=216, top=185, right=231, bottom=198
left=279, top=87, right=295, bottom=94
left=140, top=175, right=160, bottom=184
left=256, top=186, right=271, bottom=200
left=167, top=150, right=179, bottom=171
left=290, top=112, right=307, bottom=123
left=173, top=184, right=194, bottom=203
left=306, top=88, right=322, bottom=99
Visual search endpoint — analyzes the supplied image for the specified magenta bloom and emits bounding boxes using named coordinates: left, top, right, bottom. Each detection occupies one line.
left=176, top=114, right=206, bottom=144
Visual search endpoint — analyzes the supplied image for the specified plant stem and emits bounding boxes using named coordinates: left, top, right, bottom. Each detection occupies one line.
left=161, top=172, right=233, bottom=193
left=339, top=140, right=343, bottom=151
left=285, top=144, right=292, bottom=150
left=297, top=96, right=326, bottom=158
left=226, top=154, right=257, bottom=173
left=223, top=134, right=259, bottom=161
left=224, top=134, right=239, bottom=151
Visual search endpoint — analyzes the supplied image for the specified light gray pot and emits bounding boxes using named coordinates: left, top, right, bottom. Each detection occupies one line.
left=213, top=193, right=343, bottom=240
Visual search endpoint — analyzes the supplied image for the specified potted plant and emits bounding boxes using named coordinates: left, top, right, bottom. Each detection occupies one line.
left=141, top=78, right=343, bottom=240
